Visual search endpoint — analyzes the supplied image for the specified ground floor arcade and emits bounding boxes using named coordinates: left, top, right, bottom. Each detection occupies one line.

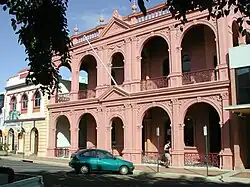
left=2, top=118, right=47, bottom=157
left=48, top=91, right=235, bottom=170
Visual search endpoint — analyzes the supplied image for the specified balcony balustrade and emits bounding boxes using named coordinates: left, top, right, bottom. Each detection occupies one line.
left=56, top=93, right=70, bottom=103
left=140, top=76, right=169, bottom=91
left=182, top=68, right=218, bottom=85
left=78, top=89, right=96, bottom=100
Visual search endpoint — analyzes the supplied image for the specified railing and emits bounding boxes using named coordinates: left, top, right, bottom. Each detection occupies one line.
left=73, top=32, right=99, bottom=45
left=54, top=147, right=69, bottom=158
left=137, top=9, right=170, bottom=23
left=142, top=151, right=166, bottom=164
left=141, top=76, right=169, bottom=91
left=184, top=152, right=220, bottom=167
left=56, top=93, right=70, bottom=103
left=78, top=89, right=96, bottom=100
left=182, top=68, right=217, bottom=85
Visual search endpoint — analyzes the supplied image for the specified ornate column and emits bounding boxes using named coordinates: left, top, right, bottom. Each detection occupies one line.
left=47, top=112, right=57, bottom=157
left=96, top=106, right=105, bottom=149
left=220, top=92, right=233, bottom=170
left=169, top=26, right=182, bottom=87
left=171, top=98, right=185, bottom=167
left=131, top=36, right=141, bottom=92
left=124, top=38, right=132, bottom=87
left=69, top=111, right=79, bottom=155
left=70, top=57, right=80, bottom=101
left=122, top=104, right=133, bottom=161
left=216, top=18, right=229, bottom=81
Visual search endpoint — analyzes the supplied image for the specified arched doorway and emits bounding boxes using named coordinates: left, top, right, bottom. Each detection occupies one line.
left=55, top=115, right=71, bottom=157
left=110, top=117, right=124, bottom=156
left=79, top=55, right=97, bottom=99
left=181, top=24, right=217, bottom=84
left=110, top=52, right=125, bottom=85
left=30, top=128, right=39, bottom=155
left=17, top=128, right=25, bottom=154
left=141, top=107, right=171, bottom=164
left=78, top=113, right=97, bottom=149
left=8, top=128, right=15, bottom=151
left=183, top=102, right=221, bottom=167
left=140, top=36, right=170, bottom=90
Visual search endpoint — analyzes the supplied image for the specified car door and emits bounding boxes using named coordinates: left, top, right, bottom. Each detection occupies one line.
left=79, top=150, right=98, bottom=170
left=96, top=150, right=119, bottom=171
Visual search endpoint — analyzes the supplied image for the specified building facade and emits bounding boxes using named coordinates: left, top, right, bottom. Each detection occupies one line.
left=47, top=3, right=250, bottom=170
left=3, top=69, right=49, bottom=157
left=224, top=34, right=250, bottom=169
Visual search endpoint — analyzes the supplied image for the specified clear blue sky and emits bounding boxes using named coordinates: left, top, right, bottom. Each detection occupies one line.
left=0, top=0, right=163, bottom=92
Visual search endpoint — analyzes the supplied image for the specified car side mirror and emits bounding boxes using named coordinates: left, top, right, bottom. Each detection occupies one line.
left=113, top=156, right=117, bottom=160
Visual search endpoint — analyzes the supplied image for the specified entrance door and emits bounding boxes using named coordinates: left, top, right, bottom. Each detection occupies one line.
left=34, top=130, right=39, bottom=154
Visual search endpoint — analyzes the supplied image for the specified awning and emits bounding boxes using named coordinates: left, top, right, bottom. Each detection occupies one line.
left=224, top=104, right=250, bottom=114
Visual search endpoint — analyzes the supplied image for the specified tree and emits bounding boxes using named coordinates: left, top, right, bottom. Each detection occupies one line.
left=1, top=0, right=249, bottom=97
left=0, top=0, right=71, bottom=97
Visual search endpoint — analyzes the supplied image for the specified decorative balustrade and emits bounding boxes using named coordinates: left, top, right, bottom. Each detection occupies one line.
left=142, top=151, right=167, bottom=164
left=141, top=76, right=169, bottom=91
left=54, top=147, right=69, bottom=158
left=184, top=152, right=220, bottom=167
left=56, top=93, right=70, bottom=103
left=182, top=69, right=217, bottom=85
left=137, top=9, right=170, bottom=23
left=72, top=32, right=99, bottom=45
left=78, top=89, right=96, bottom=100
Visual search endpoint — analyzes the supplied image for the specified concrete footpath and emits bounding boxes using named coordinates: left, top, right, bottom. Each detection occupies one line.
left=1, top=155, right=250, bottom=184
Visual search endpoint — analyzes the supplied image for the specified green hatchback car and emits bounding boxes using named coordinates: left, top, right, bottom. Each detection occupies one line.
left=69, top=149, right=135, bottom=175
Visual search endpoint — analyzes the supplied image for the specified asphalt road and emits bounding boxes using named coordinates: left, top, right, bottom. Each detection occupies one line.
left=0, top=159, right=249, bottom=187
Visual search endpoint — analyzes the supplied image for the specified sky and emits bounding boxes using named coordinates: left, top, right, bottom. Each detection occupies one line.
left=0, top=0, right=164, bottom=92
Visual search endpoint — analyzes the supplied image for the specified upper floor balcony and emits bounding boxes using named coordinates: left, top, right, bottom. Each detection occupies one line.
left=49, top=4, right=235, bottom=105
left=52, top=22, right=227, bottom=105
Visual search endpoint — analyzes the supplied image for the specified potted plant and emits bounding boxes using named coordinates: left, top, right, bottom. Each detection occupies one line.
left=0, top=143, right=9, bottom=156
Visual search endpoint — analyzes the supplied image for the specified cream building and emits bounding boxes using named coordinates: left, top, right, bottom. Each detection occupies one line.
left=3, top=69, right=48, bottom=157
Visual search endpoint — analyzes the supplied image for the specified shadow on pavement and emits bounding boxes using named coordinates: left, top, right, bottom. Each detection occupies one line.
left=15, top=170, right=250, bottom=187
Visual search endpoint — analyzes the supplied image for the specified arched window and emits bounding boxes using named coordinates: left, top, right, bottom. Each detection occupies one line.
left=10, top=97, right=17, bottom=111
left=21, top=94, right=28, bottom=111
left=34, top=91, right=41, bottom=108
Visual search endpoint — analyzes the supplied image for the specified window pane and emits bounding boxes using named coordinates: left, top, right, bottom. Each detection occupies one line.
left=236, top=67, right=250, bottom=104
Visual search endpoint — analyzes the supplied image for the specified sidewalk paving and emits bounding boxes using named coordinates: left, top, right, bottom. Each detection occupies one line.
left=1, top=155, right=250, bottom=184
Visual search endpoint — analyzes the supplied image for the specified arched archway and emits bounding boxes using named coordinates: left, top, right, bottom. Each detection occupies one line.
left=17, top=128, right=25, bottom=154
left=183, top=102, right=221, bottom=167
left=140, top=36, right=170, bottom=91
left=110, top=52, right=124, bottom=85
left=78, top=113, right=97, bottom=149
left=55, top=115, right=71, bottom=157
left=181, top=24, right=217, bottom=84
left=8, top=128, right=15, bottom=151
left=141, top=106, right=171, bottom=164
left=30, top=127, right=39, bottom=155
left=110, top=117, right=124, bottom=156
left=78, top=55, right=97, bottom=99
left=57, top=63, right=71, bottom=102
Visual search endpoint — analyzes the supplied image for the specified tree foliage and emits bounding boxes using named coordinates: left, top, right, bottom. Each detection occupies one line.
left=0, top=0, right=249, bottom=98
left=0, top=0, right=71, bottom=97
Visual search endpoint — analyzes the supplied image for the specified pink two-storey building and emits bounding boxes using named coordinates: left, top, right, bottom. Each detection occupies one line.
left=47, top=3, right=250, bottom=170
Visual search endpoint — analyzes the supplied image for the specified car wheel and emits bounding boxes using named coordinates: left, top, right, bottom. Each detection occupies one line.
left=80, top=165, right=89, bottom=174
left=119, top=165, right=129, bottom=175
